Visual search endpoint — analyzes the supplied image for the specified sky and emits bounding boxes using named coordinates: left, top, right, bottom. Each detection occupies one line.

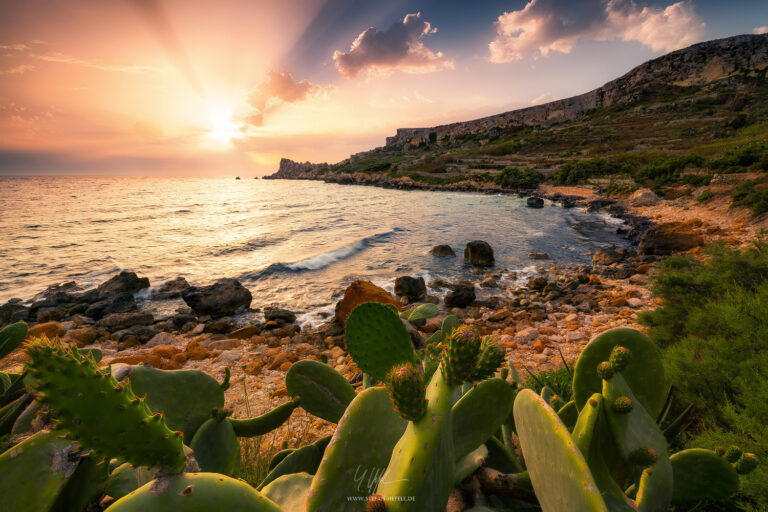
left=0, top=0, right=766, bottom=176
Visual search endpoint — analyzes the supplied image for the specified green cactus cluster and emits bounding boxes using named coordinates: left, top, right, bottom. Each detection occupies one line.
left=385, top=362, right=428, bottom=422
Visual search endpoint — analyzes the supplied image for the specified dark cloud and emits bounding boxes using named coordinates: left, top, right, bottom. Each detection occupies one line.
left=333, top=12, right=453, bottom=79
left=489, top=0, right=706, bottom=62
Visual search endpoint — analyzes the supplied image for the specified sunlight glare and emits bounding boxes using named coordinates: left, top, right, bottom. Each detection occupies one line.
left=205, top=103, right=240, bottom=144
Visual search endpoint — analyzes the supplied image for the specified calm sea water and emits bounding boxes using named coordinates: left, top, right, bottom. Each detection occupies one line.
left=0, top=177, right=630, bottom=324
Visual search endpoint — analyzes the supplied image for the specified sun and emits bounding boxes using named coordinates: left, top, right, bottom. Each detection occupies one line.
left=205, top=104, right=240, bottom=144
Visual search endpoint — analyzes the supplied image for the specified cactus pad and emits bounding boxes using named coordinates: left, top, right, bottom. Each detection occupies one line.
left=513, top=389, right=608, bottom=512
left=670, top=448, right=739, bottom=503
left=452, top=377, right=515, bottom=460
left=385, top=362, right=428, bottom=422
left=228, top=399, right=299, bottom=437
left=25, top=338, right=185, bottom=472
left=286, top=360, right=356, bottom=423
left=260, top=472, right=313, bottom=512
left=190, top=414, right=239, bottom=476
left=573, top=328, right=666, bottom=416
left=345, top=302, right=418, bottom=382
left=629, top=446, right=659, bottom=467
left=0, top=321, right=27, bottom=360
left=440, top=326, right=482, bottom=385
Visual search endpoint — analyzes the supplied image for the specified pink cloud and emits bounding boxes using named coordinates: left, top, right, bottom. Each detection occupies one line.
left=246, top=71, right=332, bottom=127
left=333, top=13, right=453, bottom=79
left=489, top=0, right=706, bottom=63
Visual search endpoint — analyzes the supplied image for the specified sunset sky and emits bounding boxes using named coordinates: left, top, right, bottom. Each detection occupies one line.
left=1, top=0, right=766, bottom=175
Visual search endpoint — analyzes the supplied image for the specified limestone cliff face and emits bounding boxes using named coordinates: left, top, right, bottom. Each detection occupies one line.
left=385, top=34, right=768, bottom=147
left=263, top=158, right=328, bottom=179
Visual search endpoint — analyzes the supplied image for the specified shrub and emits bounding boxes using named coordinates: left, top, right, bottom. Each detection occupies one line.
left=494, top=167, right=544, bottom=189
left=731, top=180, right=768, bottom=215
left=639, top=243, right=768, bottom=509
left=697, top=189, right=714, bottom=202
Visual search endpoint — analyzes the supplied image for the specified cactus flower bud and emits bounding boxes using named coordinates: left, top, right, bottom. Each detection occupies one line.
left=385, top=362, right=428, bottom=422
left=440, top=326, right=482, bottom=386
left=734, top=453, right=758, bottom=475
left=612, top=396, right=633, bottom=413
left=715, top=446, right=726, bottom=457
left=725, top=445, right=743, bottom=463
left=367, top=494, right=386, bottom=512
left=469, top=336, right=505, bottom=381
left=596, top=361, right=614, bottom=380
left=609, top=346, right=631, bottom=371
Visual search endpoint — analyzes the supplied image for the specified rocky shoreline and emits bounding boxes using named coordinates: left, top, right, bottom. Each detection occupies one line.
left=1, top=182, right=744, bottom=448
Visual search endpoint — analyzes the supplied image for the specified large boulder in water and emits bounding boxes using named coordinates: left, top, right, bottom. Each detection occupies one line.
left=464, top=241, right=495, bottom=266
left=638, top=222, right=705, bottom=256
left=429, top=245, right=456, bottom=257
left=526, top=197, right=544, bottom=208
left=97, top=271, right=150, bottom=298
left=334, top=280, right=400, bottom=325
left=182, top=279, right=252, bottom=318
left=85, top=292, right=137, bottom=319
left=394, top=276, right=426, bottom=301
left=152, top=277, right=190, bottom=300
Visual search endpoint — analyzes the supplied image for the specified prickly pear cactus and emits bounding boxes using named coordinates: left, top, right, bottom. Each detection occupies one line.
left=0, top=321, right=27, bottom=360
left=258, top=443, right=324, bottom=490
left=440, top=326, right=482, bottom=385
left=573, top=328, right=666, bottom=416
left=227, top=399, right=299, bottom=437
left=670, top=448, right=739, bottom=503
left=286, top=359, right=356, bottom=423
left=25, top=338, right=185, bottom=472
left=0, top=430, right=79, bottom=512
left=105, top=463, right=155, bottom=501
left=307, top=387, right=407, bottom=512
left=190, top=410, right=239, bottom=476
left=468, top=336, right=505, bottom=381
left=451, top=377, right=514, bottom=459
left=513, top=389, right=608, bottom=512
left=261, top=472, right=313, bottom=512
left=345, top=302, right=418, bottom=381
left=104, top=473, right=282, bottom=512
left=385, top=362, right=428, bottom=422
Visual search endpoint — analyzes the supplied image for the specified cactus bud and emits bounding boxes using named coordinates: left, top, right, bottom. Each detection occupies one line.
left=596, top=361, right=614, bottom=380
left=715, top=446, right=726, bottom=457
left=725, top=445, right=743, bottom=463
left=628, top=446, right=658, bottom=467
left=385, top=362, right=428, bottom=422
left=609, top=346, right=631, bottom=371
left=734, top=453, right=758, bottom=475
left=366, top=494, right=386, bottom=512
left=440, top=326, right=482, bottom=386
left=469, top=336, right=505, bottom=381
left=612, top=396, right=633, bottom=413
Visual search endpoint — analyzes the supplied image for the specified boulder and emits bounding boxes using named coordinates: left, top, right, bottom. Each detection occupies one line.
left=144, top=332, right=180, bottom=348
left=152, top=277, right=190, bottom=300
left=629, top=188, right=661, bottom=207
left=65, top=327, right=101, bottom=347
left=526, top=196, right=544, bottom=208
left=638, top=222, right=705, bottom=256
left=334, top=280, right=400, bottom=325
left=591, top=247, right=624, bottom=265
left=181, top=279, right=252, bottom=317
left=445, top=282, right=476, bottom=308
left=528, top=252, right=550, bottom=260
left=97, top=312, right=154, bottom=331
left=394, top=276, right=427, bottom=301
left=27, top=321, right=66, bottom=340
left=464, top=241, right=495, bottom=266
left=85, top=292, right=137, bottom=320
left=264, top=307, right=297, bottom=324
left=1, top=302, right=29, bottom=325
left=97, top=271, right=150, bottom=298
left=527, top=276, right=548, bottom=291
left=429, top=245, right=456, bottom=257
left=230, top=325, right=261, bottom=339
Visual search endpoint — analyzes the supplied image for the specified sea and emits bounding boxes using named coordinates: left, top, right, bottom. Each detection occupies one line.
left=0, top=176, right=631, bottom=325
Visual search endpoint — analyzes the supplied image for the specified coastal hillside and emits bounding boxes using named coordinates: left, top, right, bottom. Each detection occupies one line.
left=266, top=33, right=768, bottom=220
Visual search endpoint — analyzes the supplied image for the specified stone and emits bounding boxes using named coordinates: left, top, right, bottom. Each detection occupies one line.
left=145, top=332, right=180, bottom=348
left=185, top=340, right=210, bottom=360
left=445, top=283, right=476, bottom=308
left=244, top=360, right=265, bottom=376
left=514, top=327, right=538, bottom=345
left=97, top=312, right=154, bottom=331
left=66, top=327, right=100, bottom=347
left=526, top=196, right=545, bottom=208
left=629, top=188, right=661, bottom=207
left=204, top=319, right=235, bottom=334
left=528, top=252, right=550, bottom=260
left=592, top=247, right=624, bottom=265
left=1, top=303, right=30, bottom=325
left=217, top=350, right=242, bottom=365
left=27, top=321, right=65, bottom=340
left=85, top=292, right=137, bottom=320
left=97, top=271, right=150, bottom=298
left=268, top=353, right=293, bottom=371
left=334, top=280, right=400, bottom=325
left=206, top=339, right=240, bottom=351
left=527, top=276, right=548, bottom=291
left=479, top=276, right=499, bottom=288
left=638, top=222, right=705, bottom=256
left=429, top=245, right=456, bottom=257
left=394, top=276, right=427, bottom=301
left=464, top=241, right=495, bottom=266
left=230, top=325, right=261, bottom=339
left=264, top=307, right=297, bottom=323
left=152, top=277, right=190, bottom=299
left=182, top=279, right=252, bottom=317
left=35, top=307, right=67, bottom=323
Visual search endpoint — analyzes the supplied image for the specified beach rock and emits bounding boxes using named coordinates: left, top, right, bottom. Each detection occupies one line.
left=479, top=276, right=499, bottom=288
left=429, top=245, right=456, bottom=257
left=527, top=276, right=548, bottom=291
left=145, top=332, right=180, bottom=348
left=592, top=247, right=624, bottom=265
left=65, top=327, right=101, bottom=347
left=334, top=280, right=400, bottom=325
left=152, top=277, right=190, bottom=299
left=528, top=252, right=550, bottom=260
left=85, top=292, right=137, bottom=319
left=526, top=197, right=544, bottom=208
left=181, top=279, right=252, bottom=317
left=185, top=340, right=210, bottom=360
left=445, top=282, right=476, bottom=308
left=97, top=312, right=154, bottom=331
left=27, top=321, right=66, bottom=340
left=35, top=307, right=66, bottom=323
left=515, top=327, right=538, bottom=345
left=638, top=222, right=705, bottom=255
left=629, top=188, right=661, bottom=207
left=464, top=241, right=495, bottom=266
left=394, top=276, right=427, bottom=301
left=204, top=319, right=236, bottom=334
left=230, top=325, right=261, bottom=339
left=264, top=307, right=297, bottom=324
left=97, top=271, right=150, bottom=298
left=1, top=302, right=29, bottom=325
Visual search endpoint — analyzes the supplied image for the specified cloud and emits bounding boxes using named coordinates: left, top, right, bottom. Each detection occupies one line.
left=755, top=26, right=768, bottom=35
left=245, top=71, right=331, bottom=127
left=489, top=0, right=706, bottom=63
left=531, top=92, right=554, bottom=104
left=36, top=53, right=158, bottom=73
left=333, top=12, right=453, bottom=79
left=0, top=65, right=35, bottom=76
